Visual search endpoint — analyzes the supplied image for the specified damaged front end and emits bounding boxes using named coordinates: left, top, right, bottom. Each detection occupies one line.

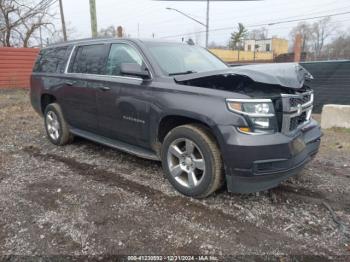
left=174, top=63, right=314, bottom=135
left=174, top=63, right=321, bottom=193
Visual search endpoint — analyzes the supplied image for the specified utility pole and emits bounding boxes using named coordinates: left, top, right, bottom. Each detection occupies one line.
left=205, top=0, right=209, bottom=48
left=89, top=0, right=98, bottom=38
left=58, top=0, right=67, bottom=41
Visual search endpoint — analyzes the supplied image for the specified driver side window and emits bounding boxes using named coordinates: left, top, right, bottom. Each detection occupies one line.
left=106, top=43, right=143, bottom=76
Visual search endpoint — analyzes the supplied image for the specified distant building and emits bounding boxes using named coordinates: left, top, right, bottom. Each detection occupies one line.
left=209, top=37, right=289, bottom=63
left=243, top=38, right=288, bottom=56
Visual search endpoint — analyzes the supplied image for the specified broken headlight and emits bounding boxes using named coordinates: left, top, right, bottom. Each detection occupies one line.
left=226, top=98, right=277, bottom=134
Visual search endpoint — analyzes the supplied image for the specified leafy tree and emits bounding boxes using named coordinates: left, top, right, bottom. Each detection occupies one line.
left=229, top=23, right=248, bottom=50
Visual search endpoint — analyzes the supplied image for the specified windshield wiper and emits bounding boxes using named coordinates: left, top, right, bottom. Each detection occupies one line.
left=169, top=70, right=197, bottom=76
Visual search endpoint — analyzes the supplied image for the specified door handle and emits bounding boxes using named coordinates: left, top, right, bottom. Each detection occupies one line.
left=100, top=86, right=111, bottom=91
left=65, top=81, right=75, bottom=86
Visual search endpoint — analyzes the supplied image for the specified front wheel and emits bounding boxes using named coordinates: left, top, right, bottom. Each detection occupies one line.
left=161, top=124, right=223, bottom=198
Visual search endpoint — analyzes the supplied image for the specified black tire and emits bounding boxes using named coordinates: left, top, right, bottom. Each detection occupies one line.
left=44, top=103, right=74, bottom=145
left=161, top=124, right=224, bottom=198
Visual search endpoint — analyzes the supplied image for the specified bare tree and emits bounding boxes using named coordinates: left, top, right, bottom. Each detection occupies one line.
left=0, top=9, right=4, bottom=44
left=289, top=22, right=313, bottom=52
left=46, top=22, right=77, bottom=45
left=248, top=27, right=268, bottom=40
left=310, top=17, right=336, bottom=58
left=0, top=0, right=57, bottom=47
left=98, top=25, right=117, bottom=37
left=289, top=17, right=337, bottom=59
left=323, top=31, right=350, bottom=60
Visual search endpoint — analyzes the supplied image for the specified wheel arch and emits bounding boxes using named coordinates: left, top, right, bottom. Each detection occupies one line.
left=40, top=93, right=57, bottom=114
left=156, top=114, right=224, bottom=151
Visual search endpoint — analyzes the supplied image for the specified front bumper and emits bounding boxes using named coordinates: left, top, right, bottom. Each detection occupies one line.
left=218, top=119, right=322, bottom=193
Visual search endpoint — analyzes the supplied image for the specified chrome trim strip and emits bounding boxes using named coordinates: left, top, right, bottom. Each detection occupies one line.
left=281, top=91, right=314, bottom=113
left=281, top=106, right=313, bottom=134
left=291, top=105, right=313, bottom=118
left=280, top=90, right=313, bottom=97
left=226, top=98, right=272, bottom=103
left=63, top=42, right=153, bottom=81
left=280, top=91, right=314, bottom=134
left=64, top=45, right=76, bottom=74
left=64, top=72, right=143, bottom=82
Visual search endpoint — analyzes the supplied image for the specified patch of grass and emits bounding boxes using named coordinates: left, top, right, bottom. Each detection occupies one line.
left=328, top=127, right=350, bottom=134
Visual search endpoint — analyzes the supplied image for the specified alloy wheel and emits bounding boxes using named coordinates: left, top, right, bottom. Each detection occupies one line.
left=46, top=111, right=60, bottom=141
left=167, top=138, right=206, bottom=188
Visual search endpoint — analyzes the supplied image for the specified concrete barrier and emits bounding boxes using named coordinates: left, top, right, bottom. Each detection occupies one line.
left=321, top=104, right=350, bottom=129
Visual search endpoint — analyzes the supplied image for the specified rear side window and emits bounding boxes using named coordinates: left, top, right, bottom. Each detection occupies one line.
left=69, top=44, right=107, bottom=74
left=57, top=46, right=73, bottom=73
left=33, top=46, right=69, bottom=73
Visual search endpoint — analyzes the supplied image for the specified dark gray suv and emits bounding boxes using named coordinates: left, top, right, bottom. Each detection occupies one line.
left=30, top=38, right=322, bottom=198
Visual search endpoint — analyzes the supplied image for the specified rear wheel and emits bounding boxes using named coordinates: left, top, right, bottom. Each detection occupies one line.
left=44, top=103, right=73, bottom=145
left=161, top=124, right=223, bottom=198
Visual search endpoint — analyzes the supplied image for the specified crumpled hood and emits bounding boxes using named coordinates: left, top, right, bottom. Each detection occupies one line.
left=174, top=63, right=313, bottom=89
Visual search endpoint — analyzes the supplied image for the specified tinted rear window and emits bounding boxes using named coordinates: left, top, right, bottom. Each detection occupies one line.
left=69, top=44, right=107, bottom=74
left=33, top=46, right=69, bottom=73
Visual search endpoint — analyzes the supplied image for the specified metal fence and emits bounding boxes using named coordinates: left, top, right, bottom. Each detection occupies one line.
left=300, top=60, right=350, bottom=113
left=0, top=47, right=39, bottom=88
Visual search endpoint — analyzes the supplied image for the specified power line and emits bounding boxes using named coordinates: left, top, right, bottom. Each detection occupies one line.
left=209, top=0, right=345, bottom=24
left=255, top=5, right=350, bottom=27
left=150, top=4, right=350, bottom=34
left=159, top=10, right=350, bottom=39
left=267, top=10, right=350, bottom=26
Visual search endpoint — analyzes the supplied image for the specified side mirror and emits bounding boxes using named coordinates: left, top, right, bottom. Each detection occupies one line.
left=120, top=63, right=150, bottom=79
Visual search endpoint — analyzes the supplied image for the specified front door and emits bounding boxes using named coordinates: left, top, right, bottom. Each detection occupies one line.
left=96, top=43, right=152, bottom=148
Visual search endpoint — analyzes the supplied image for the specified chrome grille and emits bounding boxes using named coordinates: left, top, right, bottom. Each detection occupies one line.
left=281, top=91, right=313, bottom=134
left=289, top=112, right=307, bottom=131
left=289, top=93, right=311, bottom=108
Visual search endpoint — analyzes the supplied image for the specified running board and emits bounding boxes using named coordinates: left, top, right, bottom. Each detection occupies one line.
left=70, top=128, right=159, bottom=161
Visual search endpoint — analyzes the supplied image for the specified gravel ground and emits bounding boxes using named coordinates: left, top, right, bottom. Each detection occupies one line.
left=0, top=89, right=350, bottom=260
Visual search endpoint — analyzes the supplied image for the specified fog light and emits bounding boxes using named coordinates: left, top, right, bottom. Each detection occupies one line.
left=238, top=127, right=252, bottom=133
left=251, top=117, right=270, bottom=129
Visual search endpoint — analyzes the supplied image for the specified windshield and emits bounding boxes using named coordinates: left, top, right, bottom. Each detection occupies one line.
left=145, top=42, right=228, bottom=76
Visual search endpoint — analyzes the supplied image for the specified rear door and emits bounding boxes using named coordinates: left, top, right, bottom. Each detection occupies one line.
left=96, top=42, right=152, bottom=147
left=31, top=46, right=71, bottom=113
left=61, top=44, right=109, bottom=133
